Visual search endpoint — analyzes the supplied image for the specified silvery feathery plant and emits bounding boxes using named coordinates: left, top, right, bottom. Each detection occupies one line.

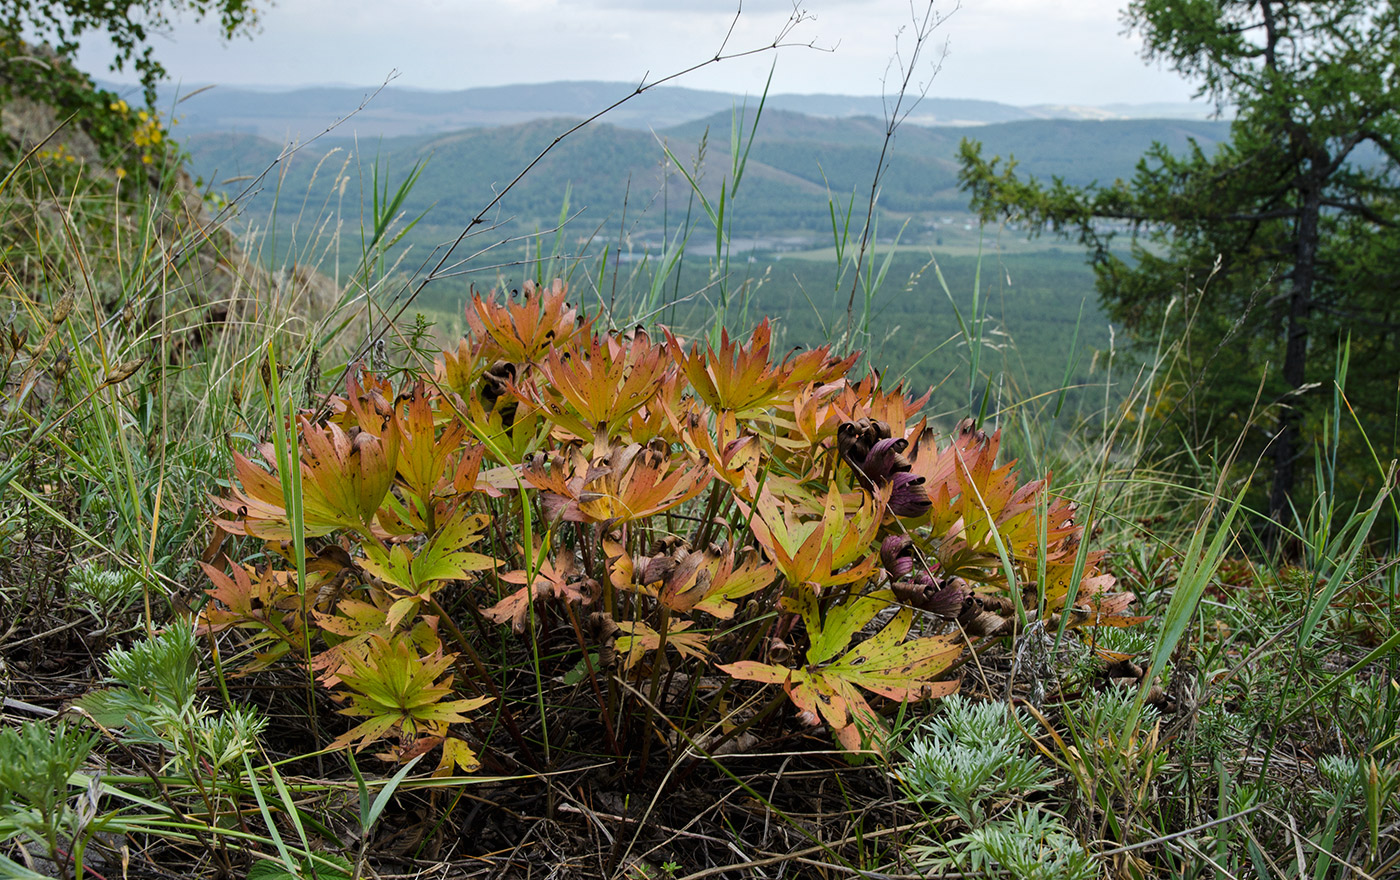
left=913, top=806, right=1098, bottom=880
left=0, top=722, right=98, bottom=880
left=66, top=565, right=144, bottom=618
left=75, top=622, right=266, bottom=823
left=896, top=694, right=1096, bottom=880
left=897, top=694, right=1053, bottom=826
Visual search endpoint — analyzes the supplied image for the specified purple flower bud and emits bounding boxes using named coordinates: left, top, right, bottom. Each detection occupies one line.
left=921, top=579, right=970, bottom=619
left=888, top=472, right=931, bottom=518
left=881, top=534, right=914, bottom=579
left=861, top=437, right=911, bottom=483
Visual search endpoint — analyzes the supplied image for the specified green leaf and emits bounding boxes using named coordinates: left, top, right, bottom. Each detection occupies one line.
left=722, top=601, right=960, bottom=752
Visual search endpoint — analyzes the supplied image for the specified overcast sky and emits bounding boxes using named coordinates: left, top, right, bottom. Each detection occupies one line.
left=79, top=0, right=1202, bottom=107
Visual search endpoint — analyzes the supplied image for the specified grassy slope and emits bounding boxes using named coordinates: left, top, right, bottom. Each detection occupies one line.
left=3, top=89, right=1398, bottom=880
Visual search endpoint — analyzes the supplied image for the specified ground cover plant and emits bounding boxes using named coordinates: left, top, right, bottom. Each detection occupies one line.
left=2, top=4, right=1400, bottom=878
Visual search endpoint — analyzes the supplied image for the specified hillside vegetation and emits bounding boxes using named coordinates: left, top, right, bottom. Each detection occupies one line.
left=181, top=109, right=1227, bottom=413
left=186, top=111, right=1232, bottom=234
left=1, top=35, right=1396, bottom=880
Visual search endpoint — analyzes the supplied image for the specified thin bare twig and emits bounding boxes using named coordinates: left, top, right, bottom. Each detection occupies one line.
left=844, top=1, right=957, bottom=344
left=351, top=2, right=820, bottom=365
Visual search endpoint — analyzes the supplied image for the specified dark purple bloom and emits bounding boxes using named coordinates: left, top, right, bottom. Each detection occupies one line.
left=892, top=572, right=969, bottom=619
left=861, top=437, right=911, bottom=483
left=889, top=472, right=932, bottom=518
left=920, top=579, right=970, bottom=618
left=881, top=535, right=914, bottom=579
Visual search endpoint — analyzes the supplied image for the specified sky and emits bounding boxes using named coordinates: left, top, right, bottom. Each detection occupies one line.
left=77, top=0, right=1202, bottom=107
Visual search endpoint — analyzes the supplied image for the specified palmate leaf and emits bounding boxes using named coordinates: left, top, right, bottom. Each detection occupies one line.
left=331, top=370, right=401, bottom=443
left=197, top=562, right=298, bottom=633
left=468, top=396, right=550, bottom=470
left=434, top=736, right=483, bottom=777
left=576, top=443, right=712, bottom=525
left=464, top=278, right=587, bottom=364
left=528, top=333, right=673, bottom=443
left=312, top=594, right=443, bottom=688
left=518, top=447, right=589, bottom=522
left=358, top=510, right=499, bottom=630
left=781, top=375, right=931, bottom=455
left=744, top=484, right=883, bottom=591
left=666, top=320, right=857, bottom=417
left=518, top=443, right=712, bottom=526
left=623, top=366, right=690, bottom=445
left=781, top=380, right=847, bottom=451
left=434, top=335, right=482, bottom=400
left=360, top=509, right=498, bottom=595
left=721, top=601, right=960, bottom=752
left=604, top=541, right=775, bottom=618
left=683, top=410, right=762, bottom=498
left=691, top=550, right=776, bottom=619
left=395, top=380, right=470, bottom=505
left=483, top=552, right=595, bottom=632
left=314, top=598, right=390, bottom=639
left=331, top=635, right=491, bottom=752
left=197, top=563, right=307, bottom=669
left=213, top=417, right=398, bottom=540
left=616, top=619, right=710, bottom=671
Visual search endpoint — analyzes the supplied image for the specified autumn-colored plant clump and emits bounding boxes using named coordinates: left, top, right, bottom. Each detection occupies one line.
left=200, top=279, right=1138, bottom=768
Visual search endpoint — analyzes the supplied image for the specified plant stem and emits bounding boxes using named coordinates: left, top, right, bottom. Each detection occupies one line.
left=426, top=596, right=539, bottom=768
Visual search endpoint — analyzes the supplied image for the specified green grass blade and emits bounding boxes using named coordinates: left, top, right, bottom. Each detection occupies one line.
left=1142, top=479, right=1248, bottom=695
left=365, top=754, right=424, bottom=831
left=1298, top=479, right=1391, bottom=646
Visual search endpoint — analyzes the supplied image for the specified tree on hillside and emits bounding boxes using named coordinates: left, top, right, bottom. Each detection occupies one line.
left=1, top=0, right=261, bottom=102
left=958, top=0, right=1400, bottom=541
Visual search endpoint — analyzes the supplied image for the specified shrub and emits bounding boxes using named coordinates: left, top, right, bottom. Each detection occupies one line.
left=199, top=279, right=1136, bottom=767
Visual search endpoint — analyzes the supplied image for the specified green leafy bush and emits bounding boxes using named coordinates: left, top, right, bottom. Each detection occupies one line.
left=198, top=280, right=1135, bottom=769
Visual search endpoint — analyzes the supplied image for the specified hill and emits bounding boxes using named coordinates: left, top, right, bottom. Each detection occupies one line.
left=143, top=79, right=1219, bottom=140
left=184, top=112, right=1233, bottom=240
left=176, top=110, right=1231, bottom=412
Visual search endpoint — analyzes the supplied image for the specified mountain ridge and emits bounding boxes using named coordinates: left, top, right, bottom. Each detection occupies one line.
left=183, top=108, right=1232, bottom=243
left=125, top=79, right=1221, bottom=141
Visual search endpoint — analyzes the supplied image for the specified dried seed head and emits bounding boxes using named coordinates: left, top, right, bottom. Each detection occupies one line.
left=102, top=357, right=146, bottom=386
left=50, top=292, right=75, bottom=327
left=767, top=637, right=792, bottom=664
left=956, top=591, right=1013, bottom=637
left=587, top=611, right=621, bottom=642
left=893, top=574, right=969, bottom=618
left=956, top=417, right=988, bottom=444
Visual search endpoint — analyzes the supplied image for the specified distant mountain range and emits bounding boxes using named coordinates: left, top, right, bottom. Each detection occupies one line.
left=182, top=103, right=1232, bottom=260
left=149, top=80, right=1237, bottom=398
left=128, top=79, right=1223, bottom=141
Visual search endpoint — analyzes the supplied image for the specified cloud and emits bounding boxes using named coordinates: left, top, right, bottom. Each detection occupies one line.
left=76, top=0, right=1196, bottom=106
